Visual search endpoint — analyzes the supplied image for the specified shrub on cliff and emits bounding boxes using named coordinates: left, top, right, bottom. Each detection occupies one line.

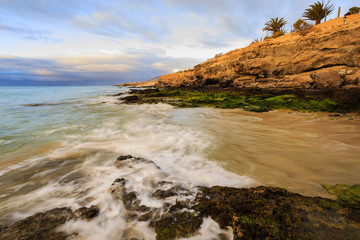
left=345, top=7, right=360, bottom=16
left=303, top=1, right=335, bottom=25
left=263, top=17, right=287, bottom=37
left=293, top=19, right=313, bottom=31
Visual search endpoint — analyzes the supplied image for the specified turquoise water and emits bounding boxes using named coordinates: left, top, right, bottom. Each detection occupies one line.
left=0, top=86, right=124, bottom=166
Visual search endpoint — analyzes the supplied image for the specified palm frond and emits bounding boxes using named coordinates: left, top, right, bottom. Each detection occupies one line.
left=303, top=1, right=335, bottom=24
left=263, top=17, right=287, bottom=36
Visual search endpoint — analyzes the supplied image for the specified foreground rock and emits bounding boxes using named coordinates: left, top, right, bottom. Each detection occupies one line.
left=195, top=186, right=360, bottom=240
left=111, top=155, right=360, bottom=240
left=2, top=155, right=360, bottom=239
left=0, top=206, right=99, bottom=240
left=158, top=15, right=360, bottom=94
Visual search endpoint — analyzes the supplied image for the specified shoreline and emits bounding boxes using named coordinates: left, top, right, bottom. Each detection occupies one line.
left=1, top=86, right=360, bottom=239
left=1, top=155, right=360, bottom=239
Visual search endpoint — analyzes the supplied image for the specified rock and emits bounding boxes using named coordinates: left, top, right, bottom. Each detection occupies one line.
left=120, top=95, right=139, bottom=104
left=154, top=212, right=203, bottom=240
left=108, top=92, right=125, bottom=97
left=74, top=205, right=100, bottom=220
left=122, top=191, right=138, bottom=208
left=157, top=15, right=360, bottom=92
left=311, top=70, right=344, bottom=89
left=338, top=69, right=348, bottom=76
left=152, top=185, right=187, bottom=199
left=243, top=105, right=270, bottom=112
left=0, top=205, right=101, bottom=240
left=138, top=212, right=153, bottom=222
left=323, top=184, right=360, bottom=205
left=194, top=186, right=360, bottom=240
left=117, top=155, right=134, bottom=161
left=329, top=114, right=341, bottom=117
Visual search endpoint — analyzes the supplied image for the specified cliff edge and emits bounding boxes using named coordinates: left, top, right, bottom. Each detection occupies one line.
left=158, top=15, right=360, bottom=92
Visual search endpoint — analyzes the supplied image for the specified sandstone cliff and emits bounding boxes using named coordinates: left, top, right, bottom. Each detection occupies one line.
left=158, top=14, right=360, bottom=91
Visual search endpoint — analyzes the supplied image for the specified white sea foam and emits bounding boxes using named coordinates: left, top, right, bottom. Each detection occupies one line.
left=1, top=94, right=254, bottom=238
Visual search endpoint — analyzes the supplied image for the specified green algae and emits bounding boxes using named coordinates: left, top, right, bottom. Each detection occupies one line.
left=154, top=212, right=202, bottom=240
left=322, top=184, right=360, bottom=205
left=193, top=186, right=360, bottom=240
left=129, top=88, right=360, bottom=112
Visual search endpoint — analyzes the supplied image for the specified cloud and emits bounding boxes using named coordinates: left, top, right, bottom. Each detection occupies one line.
left=0, top=0, right=83, bottom=20
left=31, top=69, right=55, bottom=75
left=0, top=21, right=55, bottom=41
left=0, top=49, right=201, bottom=85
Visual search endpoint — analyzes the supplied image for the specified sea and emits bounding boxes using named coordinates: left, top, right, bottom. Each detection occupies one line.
left=1, top=86, right=360, bottom=239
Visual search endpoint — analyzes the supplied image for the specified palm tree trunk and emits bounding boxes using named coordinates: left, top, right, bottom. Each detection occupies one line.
left=316, top=20, right=321, bottom=25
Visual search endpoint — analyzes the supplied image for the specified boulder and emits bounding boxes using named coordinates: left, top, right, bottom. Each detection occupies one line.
left=311, top=70, right=344, bottom=89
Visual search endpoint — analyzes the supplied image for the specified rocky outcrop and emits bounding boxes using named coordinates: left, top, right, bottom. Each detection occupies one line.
left=0, top=206, right=99, bottom=240
left=2, top=155, right=360, bottom=239
left=109, top=155, right=360, bottom=239
left=158, top=14, right=360, bottom=91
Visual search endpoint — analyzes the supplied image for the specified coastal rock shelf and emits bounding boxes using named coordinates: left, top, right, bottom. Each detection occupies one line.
left=1, top=155, right=360, bottom=240
left=157, top=15, right=360, bottom=93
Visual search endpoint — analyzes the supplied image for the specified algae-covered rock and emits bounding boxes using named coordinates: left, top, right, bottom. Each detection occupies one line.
left=0, top=207, right=73, bottom=240
left=0, top=206, right=100, bottom=240
left=323, top=184, right=360, bottom=205
left=338, top=185, right=360, bottom=205
left=194, top=186, right=360, bottom=240
left=154, top=212, right=202, bottom=240
left=243, top=105, right=270, bottom=112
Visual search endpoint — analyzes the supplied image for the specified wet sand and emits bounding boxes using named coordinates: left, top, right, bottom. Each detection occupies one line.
left=201, top=109, right=360, bottom=198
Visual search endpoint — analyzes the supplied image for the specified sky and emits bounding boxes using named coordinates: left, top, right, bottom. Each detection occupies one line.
left=0, top=0, right=358, bottom=86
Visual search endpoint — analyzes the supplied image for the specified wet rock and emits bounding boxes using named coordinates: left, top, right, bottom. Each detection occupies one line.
left=138, top=205, right=151, bottom=212
left=243, top=105, right=270, bottom=113
left=138, top=212, right=154, bottom=222
left=129, top=88, right=160, bottom=95
left=154, top=212, right=203, bottom=240
left=123, top=191, right=138, bottom=208
left=117, top=155, right=134, bottom=161
left=169, top=201, right=192, bottom=213
left=193, top=186, right=360, bottom=240
left=120, top=95, right=139, bottom=104
left=323, top=184, right=360, bottom=205
left=108, top=92, right=125, bottom=97
left=0, top=205, right=101, bottom=240
left=152, top=185, right=187, bottom=199
left=74, top=205, right=100, bottom=220
left=0, top=207, right=74, bottom=240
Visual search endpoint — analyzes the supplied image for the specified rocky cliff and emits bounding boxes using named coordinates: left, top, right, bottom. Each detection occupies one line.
left=158, top=14, right=360, bottom=92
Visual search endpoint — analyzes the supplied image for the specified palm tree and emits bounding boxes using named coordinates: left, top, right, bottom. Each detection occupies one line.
left=263, top=17, right=287, bottom=37
left=303, top=1, right=335, bottom=25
